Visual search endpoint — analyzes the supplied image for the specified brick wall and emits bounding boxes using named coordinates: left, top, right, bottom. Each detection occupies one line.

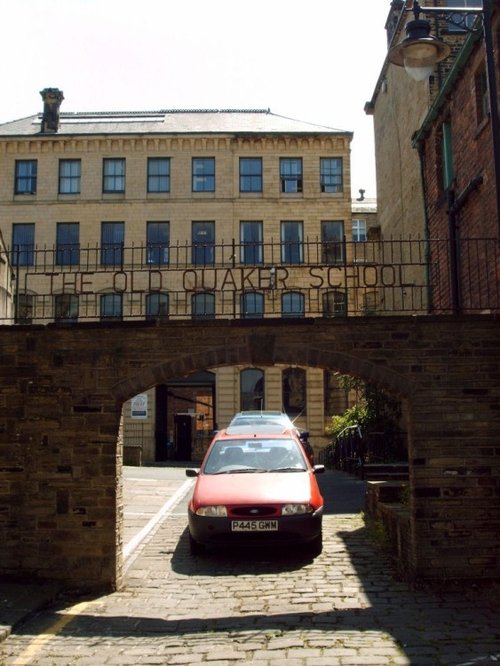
left=0, top=315, right=498, bottom=591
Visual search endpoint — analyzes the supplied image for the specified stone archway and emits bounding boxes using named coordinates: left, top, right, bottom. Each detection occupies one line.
left=0, top=315, right=498, bottom=591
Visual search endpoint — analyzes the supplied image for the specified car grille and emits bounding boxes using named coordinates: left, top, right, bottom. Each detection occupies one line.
left=230, top=506, right=278, bottom=517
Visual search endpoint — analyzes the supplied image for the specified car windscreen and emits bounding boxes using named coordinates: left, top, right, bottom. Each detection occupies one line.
left=203, top=438, right=307, bottom=474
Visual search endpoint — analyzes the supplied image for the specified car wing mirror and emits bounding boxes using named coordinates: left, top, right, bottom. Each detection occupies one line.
left=185, top=468, right=200, bottom=477
left=313, top=464, right=325, bottom=474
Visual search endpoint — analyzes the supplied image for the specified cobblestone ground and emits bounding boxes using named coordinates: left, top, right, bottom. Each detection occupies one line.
left=1, top=478, right=499, bottom=665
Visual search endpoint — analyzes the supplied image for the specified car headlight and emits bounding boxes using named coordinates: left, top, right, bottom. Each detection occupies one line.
left=195, top=505, right=228, bottom=517
left=281, top=504, right=313, bottom=516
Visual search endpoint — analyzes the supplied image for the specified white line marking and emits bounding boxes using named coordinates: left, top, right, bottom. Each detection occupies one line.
left=123, top=479, right=193, bottom=561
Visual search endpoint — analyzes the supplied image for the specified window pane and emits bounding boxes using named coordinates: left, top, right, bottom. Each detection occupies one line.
left=192, top=292, right=215, bottom=319
left=240, top=368, right=264, bottom=411
left=322, top=290, right=347, bottom=317
left=321, top=221, right=344, bottom=263
left=103, top=159, right=125, bottom=193
left=240, top=292, right=264, bottom=318
left=240, top=221, right=263, bottom=264
left=12, top=223, right=35, bottom=266
left=282, top=291, right=305, bottom=317
left=101, top=222, right=124, bottom=266
left=15, top=293, right=33, bottom=324
left=352, top=219, right=367, bottom=243
left=54, top=294, right=79, bottom=322
left=100, top=293, right=122, bottom=320
left=283, top=367, right=306, bottom=416
left=280, top=158, right=303, bottom=193
left=281, top=221, right=303, bottom=264
left=240, top=158, right=262, bottom=192
left=192, top=158, right=215, bottom=192
left=148, top=158, right=170, bottom=193
left=146, top=222, right=169, bottom=265
left=146, top=292, right=169, bottom=320
left=192, top=222, right=215, bottom=265
left=15, top=160, right=37, bottom=194
left=56, top=223, right=80, bottom=266
left=59, top=159, right=81, bottom=194
left=320, top=158, right=343, bottom=193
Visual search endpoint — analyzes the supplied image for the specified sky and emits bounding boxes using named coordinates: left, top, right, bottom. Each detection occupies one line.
left=1, top=0, right=391, bottom=199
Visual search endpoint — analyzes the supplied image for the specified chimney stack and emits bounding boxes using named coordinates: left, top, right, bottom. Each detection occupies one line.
left=40, top=88, right=64, bottom=133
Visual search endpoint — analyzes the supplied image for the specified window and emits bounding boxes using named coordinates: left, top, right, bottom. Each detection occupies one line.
left=474, top=65, right=489, bottom=125
left=59, top=159, right=81, bottom=194
left=146, top=292, right=169, bottom=320
left=322, top=290, right=347, bottom=317
left=240, top=368, right=264, bottom=411
left=15, top=293, right=33, bottom=324
left=281, top=221, right=303, bottom=264
left=15, top=160, right=37, bottom=194
left=192, top=222, right=215, bottom=265
left=192, top=292, right=215, bottom=319
left=320, top=158, right=343, bottom=193
left=321, top=221, right=344, bottom=263
left=282, top=367, right=306, bottom=417
left=446, top=0, right=477, bottom=31
left=100, top=293, right=122, bottom=320
left=240, top=292, right=264, bottom=318
left=146, top=222, right=169, bottom=265
left=54, top=294, right=79, bottom=322
left=12, top=223, right=35, bottom=266
left=101, top=222, right=124, bottom=266
left=56, top=223, right=80, bottom=266
left=192, top=158, right=215, bottom=192
left=240, top=221, right=263, bottom=264
left=282, top=291, right=305, bottom=317
left=103, top=158, right=125, bottom=193
left=352, top=219, right=367, bottom=243
left=280, top=158, right=302, bottom=193
left=147, top=158, right=170, bottom=193
left=240, top=158, right=262, bottom=192
left=441, top=122, right=454, bottom=191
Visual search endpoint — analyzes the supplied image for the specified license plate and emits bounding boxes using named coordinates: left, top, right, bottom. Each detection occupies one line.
left=231, top=520, right=278, bottom=532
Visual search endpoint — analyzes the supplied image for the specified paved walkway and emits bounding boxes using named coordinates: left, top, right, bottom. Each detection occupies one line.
left=1, top=470, right=499, bottom=665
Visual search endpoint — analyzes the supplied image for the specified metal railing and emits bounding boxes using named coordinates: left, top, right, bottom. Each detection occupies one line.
left=4, top=237, right=498, bottom=323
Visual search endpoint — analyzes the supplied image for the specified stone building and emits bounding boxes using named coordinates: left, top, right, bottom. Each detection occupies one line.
left=0, top=90, right=377, bottom=462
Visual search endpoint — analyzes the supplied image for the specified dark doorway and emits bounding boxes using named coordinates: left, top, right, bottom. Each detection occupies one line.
left=175, top=413, right=193, bottom=461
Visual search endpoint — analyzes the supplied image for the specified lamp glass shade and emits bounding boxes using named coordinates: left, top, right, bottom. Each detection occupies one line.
left=402, top=41, right=438, bottom=81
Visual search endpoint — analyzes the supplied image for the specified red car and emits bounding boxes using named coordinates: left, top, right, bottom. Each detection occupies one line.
left=186, top=427, right=325, bottom=556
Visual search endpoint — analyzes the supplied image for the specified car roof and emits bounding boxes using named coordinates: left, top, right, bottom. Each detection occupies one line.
left=215, top=426, right=299, bottom=440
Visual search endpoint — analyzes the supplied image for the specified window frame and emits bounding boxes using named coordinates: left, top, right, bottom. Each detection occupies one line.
left=240, top=221, right=263, bottom=265
left=192, top=157, right=215, bottom=192
left=322, top=289, right=347, bottom=317
left=101, top=222, right=124, bottom=266
left=146, top=292, right=169, bottom=320
left=320, top=157, right=343, bottom=193
left=352, top=219, right=367, bottom=243
left=192, top=221, right=215, bottom=266
left=102, top=158, right=126, bottom=193
left=56, top=222, right=80, bottom=266
left=281, top=221, right=304, bottom=264
left=12, top=223, right=35, bottom=266
left=15, top=160, right=37, bottom=195
left=280, top=158, right=303, bottom=193
left=100, top=293, right=123, bottom=320
left=240, top=368, right=265, bottom=411
left=321, top=220, right=345, bottom=263
left=54, top=293, right=79, bottom=322
left=282, top=291, right=305, bottom=318
left=192, top=292, right=216, bottom=319
left=58, top=159, right=81, bottom=194
left=147, top=157, right=170, bottom=193
left=146, top=221, right=169, bottom=265
left=239, top=157, right=263, bottom=193
left=240, top=291, right=264, bottom=319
